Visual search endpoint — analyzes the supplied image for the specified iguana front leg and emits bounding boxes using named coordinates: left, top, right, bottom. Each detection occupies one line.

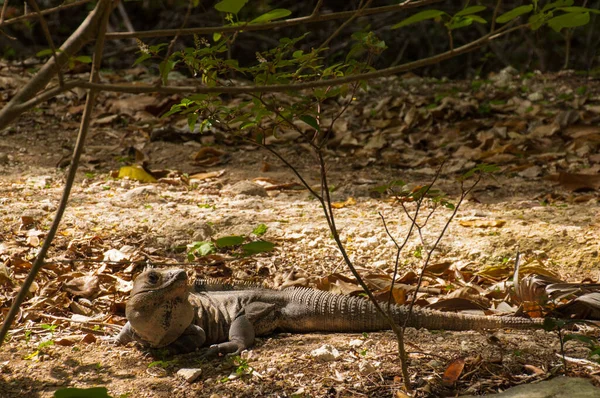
left=201, top=301, right=276, bottom=358
left=201, top=314, right=255, bottom=358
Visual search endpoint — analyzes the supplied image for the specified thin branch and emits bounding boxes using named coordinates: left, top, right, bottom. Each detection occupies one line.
left=0, top=0, right=92, bottom=27
left=0, top=0, right=114, bottom=129
left=105, top=0, right=444, bottom=40
left=38, top=313, right=122, bottom=330
left=490, top=0, right=502, bottom=33
left=0, top=0, right=9, bottom=25
left=405, top=175, right=482, bottom=324
left=310, top=0, right=324, bottom=17
left=0, top=0, right=113, bottom=349
left=316, top=0, right=373, bottom=53
left=26, top=0, right=64, bottom=87
left=162, top=0, right=195, bottom=86
left=76, top=28, right=518, bottom=95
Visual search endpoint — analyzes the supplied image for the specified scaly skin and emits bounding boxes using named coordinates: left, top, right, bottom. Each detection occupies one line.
left=116, top=268, right=544, bottom=356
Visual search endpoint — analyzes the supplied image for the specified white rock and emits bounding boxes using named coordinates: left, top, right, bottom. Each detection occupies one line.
left=349, top=339, right=364, bottom=348
left=176, top=368, right=202, bottom=383
left=123, top=185, right=158, bottom=201
left=310, top=344, right=340, bottom=362
left=359, top=361, right=377, bottom=375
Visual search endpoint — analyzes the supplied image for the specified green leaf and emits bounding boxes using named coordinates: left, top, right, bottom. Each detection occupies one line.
left=74, top=55, right=92, bottom=64
left=242, top=240, right=275, bottom=255
left=455, top=5, right=486, bottom=17
left=252, top=224, right=268, bottom=236
left=54, top=387, right=112, bottom=398
left=299, top=115, right=320, bottom=131
left=188, top=113, right=198, bottom=133
left=251, top=9, right=291, bottom=24
left=542, top=0, right=574, bottom=12
left=214, top=0, right=248, bottom=15
left=469, top=15, right=487, bottom=24
left=496, top=5, right=533, bottom=23
left=159, top=59, right=177, bottom=84
left=392, top=10, right=447, bottom=29
left=563, top=333, right=597, bottom=345
left=133, top=52, right=151, bottom=66
left=215, top=235, right=245, bottom=248
left=190, top=241, right=216, bottom=256
left=448, top=17, right=474, bottom=29
left=557, top=6, right=600, bottom=14
left=36, top=49, right=54, bottom=57
left=213, top=32, right=222, bottom=42
left=548, top=11, right=590, bottom=32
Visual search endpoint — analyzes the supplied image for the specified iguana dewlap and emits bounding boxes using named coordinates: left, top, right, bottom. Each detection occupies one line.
left=116, top=268, right=543, bottom=356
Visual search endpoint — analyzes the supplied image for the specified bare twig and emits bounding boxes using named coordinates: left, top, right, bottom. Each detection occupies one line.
left=0, top=0, right=113, bottom=349
left=76, top=28, right=517, bottom=94
left=38, top=313, right=122, bottom=330
left=310, top=0, right=324, bottom=17
left=316, top=0, right=373, bottom=53
left=1, top=21, right=524, bottom=128
left=0, top=0, right=9, bottom=25
left=0, top=0, right=115, bottom=129
left=0, top=0, right=92, bottom=27
left=162, top=0, right=195, bottom=86
left=104, top=0, right=442, bottom=40
left=26, top=0, right=64, bottom=87
left=405, top=175, right=482, bottom=323
left=490, top=0, right=503, bottom=33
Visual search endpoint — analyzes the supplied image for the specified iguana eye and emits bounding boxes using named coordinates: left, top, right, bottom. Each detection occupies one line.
left=147, top=271, right=159, bottom=285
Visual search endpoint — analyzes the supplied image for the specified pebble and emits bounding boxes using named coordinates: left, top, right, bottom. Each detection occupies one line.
left=176, top=368, right=202, bottom=383
left=310, top=344, right=340, bottom=362
left=227, top=180, right=267, bottom=197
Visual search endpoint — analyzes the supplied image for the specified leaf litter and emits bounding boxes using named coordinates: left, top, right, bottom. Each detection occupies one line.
left=0, top=64, right=599, bottom=396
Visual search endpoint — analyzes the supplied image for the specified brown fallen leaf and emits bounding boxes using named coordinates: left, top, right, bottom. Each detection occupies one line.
left=55, top=333, right=97, bottom=346
left=523, top=364, right=545, bottom=376
left=442, top=358, right=465, bottom=386
left=189, top=169, right=226, bottom=181
left=558, top=172, right=600, bottom=191
left=62, top=274, right=100, bottom=299
left=459, top=219, right=506, bottom=228
left=192, top=147, right=228, bottom=166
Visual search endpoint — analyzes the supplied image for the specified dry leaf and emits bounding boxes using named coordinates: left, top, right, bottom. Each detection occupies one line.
left=62, top=275, right=100, bottom=299
left=117, top=165, right=157, bottom=183
left=331, top=197, right=356, bottom=209
left=189, top=169, right=226, bottom=181
left=558, top=172, right=600, bottom=191
left=442, top=358, right=465, bottom=386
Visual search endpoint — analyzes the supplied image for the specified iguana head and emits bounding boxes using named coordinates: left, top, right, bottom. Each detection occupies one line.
left=126, top=268, right=194, bottom=347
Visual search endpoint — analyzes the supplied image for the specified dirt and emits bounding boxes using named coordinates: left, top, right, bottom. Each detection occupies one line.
left=1, top=68, right=600, bottom=397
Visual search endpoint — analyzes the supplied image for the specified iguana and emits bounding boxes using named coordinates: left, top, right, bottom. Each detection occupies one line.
left=115, top=268, right=544, bottom=356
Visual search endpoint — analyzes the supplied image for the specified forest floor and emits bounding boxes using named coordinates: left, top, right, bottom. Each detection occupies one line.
left=1, top=64, right=600, bottom=397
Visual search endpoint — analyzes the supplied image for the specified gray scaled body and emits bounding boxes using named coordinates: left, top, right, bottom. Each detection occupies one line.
left=116, top=268, right=543, bottom=356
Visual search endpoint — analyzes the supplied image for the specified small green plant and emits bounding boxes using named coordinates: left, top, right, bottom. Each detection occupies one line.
left=413, top=246, right=423, bottom=259
left=147, top=359, right=178, bottom=369
left=563, top=333, right=600, bottom=363
left=252, top=223, right=268, bottom=237
left=53, top=387, right=113, bottom=398
left=187, top=224, right=275, bottom=260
